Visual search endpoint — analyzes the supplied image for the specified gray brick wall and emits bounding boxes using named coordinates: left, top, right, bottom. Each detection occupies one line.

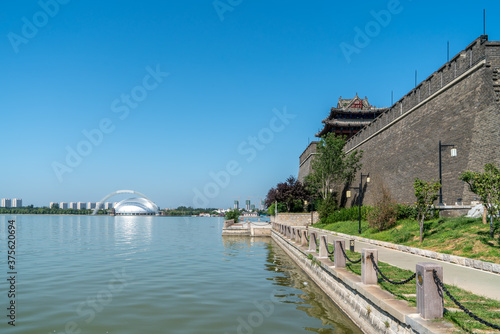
left=298, top=141, right=319, bottom=183
left=344, top=37, right=500, bottom=207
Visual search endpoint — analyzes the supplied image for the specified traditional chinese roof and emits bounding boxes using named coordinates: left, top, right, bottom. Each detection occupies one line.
left=337, top=93, right=371, bottom=109
left=315, top=94, right=387, bottom=138
left=324, top=119, right=374, bottom=127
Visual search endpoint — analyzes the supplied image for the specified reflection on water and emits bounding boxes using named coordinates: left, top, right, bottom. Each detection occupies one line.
left=266, top=242, right=361, bottom=333
left=263, top=241, right=362, bottom=334
left=222, top=235, right=361, bottom=333
left=114, top=215, right=153, bottom=245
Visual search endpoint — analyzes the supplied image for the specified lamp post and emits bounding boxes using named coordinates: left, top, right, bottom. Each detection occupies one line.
left=347, top=173, right=370, bottom=234
left=438, top=141, right=457, bottom=206
left=275, top=189, right=279, bottom=224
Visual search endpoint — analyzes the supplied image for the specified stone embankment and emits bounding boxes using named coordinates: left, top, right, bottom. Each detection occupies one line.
left=272, top=223, right=456, bottom=334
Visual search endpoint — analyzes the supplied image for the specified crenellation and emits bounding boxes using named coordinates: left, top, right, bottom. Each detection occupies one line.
left=303, top=36, right=500, bottom=211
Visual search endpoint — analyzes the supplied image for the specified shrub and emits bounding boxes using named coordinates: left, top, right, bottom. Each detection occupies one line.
left=318, top=195, right=338, bottom=219
left=397, top=204, right=418, bottom=220
left=367, top=186, right=398, bottom=231
left=321, top=206, right=372, bottom=224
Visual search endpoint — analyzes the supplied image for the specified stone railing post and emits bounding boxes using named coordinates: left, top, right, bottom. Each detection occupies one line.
left=318, top=235, right=329, bottom=259
left=291, top=227, right=296, bottom=241
left=361, top=249, right=378, bottom=285
left=416, top=263, right=443, bottom=320
left=334, top=239, right=346, bottom=268
left=308, top=232, right=317, bottom=252
left=287, top=226, right=291, bottom=239
left=301, top=230, right=308, bottom=246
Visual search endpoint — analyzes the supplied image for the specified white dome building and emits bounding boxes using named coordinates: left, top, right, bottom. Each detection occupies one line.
left=114, top=197, right=159, bottom=216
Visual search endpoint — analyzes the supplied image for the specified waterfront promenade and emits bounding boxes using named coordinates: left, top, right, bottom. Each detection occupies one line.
left=321, top=233, right=500, bottom=301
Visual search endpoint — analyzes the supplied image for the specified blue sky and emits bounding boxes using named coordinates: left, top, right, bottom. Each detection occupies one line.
left=1, top=0, right=499, bottom=209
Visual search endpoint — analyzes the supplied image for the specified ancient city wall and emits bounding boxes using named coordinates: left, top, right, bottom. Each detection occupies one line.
left=298, top=141, right=319, bottom=183
left=344, top=36, right=500, bottom=207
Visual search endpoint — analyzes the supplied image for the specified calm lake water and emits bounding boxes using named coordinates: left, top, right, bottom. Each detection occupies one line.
left=0, top=215, right=361, bottom=333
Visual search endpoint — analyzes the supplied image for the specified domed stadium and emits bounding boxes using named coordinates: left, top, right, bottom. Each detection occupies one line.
left=114, top=197, right=159, bottom=216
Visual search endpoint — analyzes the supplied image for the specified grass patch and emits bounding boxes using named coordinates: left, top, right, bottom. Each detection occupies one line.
left=313, top=216, right=500, bottom=263
left=341, top=249, right=500, bottom=332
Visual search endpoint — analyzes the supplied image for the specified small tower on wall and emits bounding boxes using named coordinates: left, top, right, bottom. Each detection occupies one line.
left=316, top=94, right=387, bottom=140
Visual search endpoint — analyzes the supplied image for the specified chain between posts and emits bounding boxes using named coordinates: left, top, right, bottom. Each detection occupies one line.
left=369, top=253, right=416, bottom=285
left=339, top=242, right=361, bottom=264
left=432, top=270, right=500, bottom=331
left=326, top=244, right=334, bottom=255
left=311, top=233, right=318, bottom=247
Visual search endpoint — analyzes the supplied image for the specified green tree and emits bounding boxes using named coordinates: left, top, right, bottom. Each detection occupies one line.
left=414, top=178, right=441, bottom=243
left=225, top=209, right=241, bottom=223
left=264, top=176, right=310, bottom=213
left=460, top=164, right=500, bottom=238
left=267, top=202, right=287, bottom=215
left=306, top=133, right=362, bottom=216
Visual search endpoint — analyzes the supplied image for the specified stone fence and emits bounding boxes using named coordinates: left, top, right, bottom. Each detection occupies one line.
left=270, top=212, right=319, bottom=226
left=272, top=223, right=455, bottom=333
left=309, top=227, right=500, bottom=275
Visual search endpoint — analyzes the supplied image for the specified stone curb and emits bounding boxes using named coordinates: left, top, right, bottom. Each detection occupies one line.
left=272, top=230, right=453, bottom=334
left=309, top=227, right=500, bottom=275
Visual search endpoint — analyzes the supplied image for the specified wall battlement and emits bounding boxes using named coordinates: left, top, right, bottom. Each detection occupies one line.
left=346, top=36, right=491, bottom=153
left=341, top=35, right=500, bottom=208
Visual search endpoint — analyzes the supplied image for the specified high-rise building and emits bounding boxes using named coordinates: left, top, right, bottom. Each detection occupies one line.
left=250, top=204, right=255, bottom=211
left=12, top=199, right=22, bottom=208
left=87, top=202, right=96, bottom=210
left=233, top=200, right=239, bottom=210
left=1, top=199, right=11, bottom=208
left=105, top=202, right=113, bottom=210
left=50, top=202, right=58, bottom=209
left=69, top=202, right=77, bottom=209
left=77, top=202, right=86, bottom=210
left=245, top=200, right=251, bottom=211
left=60, top=202, right=68, bottom=209
left=260, top=200, right=265, bottom=211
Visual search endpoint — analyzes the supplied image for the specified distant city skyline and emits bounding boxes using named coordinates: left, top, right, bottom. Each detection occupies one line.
left=2, top=196, right=264, bottom=210
left=2, top=1, right=499, bottom=208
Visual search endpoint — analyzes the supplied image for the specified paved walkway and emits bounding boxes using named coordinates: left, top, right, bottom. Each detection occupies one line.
left=323, top=234, right=500, bottom=301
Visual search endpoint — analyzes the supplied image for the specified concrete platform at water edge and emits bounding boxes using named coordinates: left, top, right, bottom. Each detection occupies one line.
left=222, top=221, right=272, bottom=236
